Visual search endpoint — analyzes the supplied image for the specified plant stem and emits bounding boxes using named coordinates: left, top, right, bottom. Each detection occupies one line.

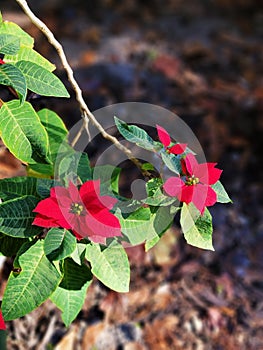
left=15, top=0, right=150, bottom=176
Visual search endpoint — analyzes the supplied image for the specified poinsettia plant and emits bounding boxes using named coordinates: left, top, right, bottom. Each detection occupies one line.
left=0, top=6, right=231, bottom=331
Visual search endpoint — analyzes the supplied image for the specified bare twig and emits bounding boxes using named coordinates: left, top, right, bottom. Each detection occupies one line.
left=15, top=0, right=149, bottom=175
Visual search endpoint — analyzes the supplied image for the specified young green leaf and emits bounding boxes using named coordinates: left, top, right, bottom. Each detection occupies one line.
left=212, top=181, right=232, bottom=203
left=0, top=195, right=42, bottom=238
left=50, top=258, right=92, bottom=327
left=44, top=228, right=77, bottom=261
left=161, top=151, right=181, bottom=174
left=92, top=165, right=121, bottom=195
left=114, top=117, right=155, bottom=151
left=70, top=243, right=87, bottom=265
left=4, top=46, right=55, bottom=71
left=0, top=63, right=27, bottom=103
left=0, top=34, right=20, bottom=55
left=0, top=21, right=34, bottom=48
left=58, top=151, right=92, bottom=185
left=86, top=241, right=130, bottom=293
left=0, top=100, right=51, bottom=164
left=36, top=178, right=61, bottom=198
left=15, top=61, right=69, bottom=98
left=37, top=108, right=68, bottom=162
left=2, top=240, right=61, bottom=321
left=180, top=203, right=214, bottom=251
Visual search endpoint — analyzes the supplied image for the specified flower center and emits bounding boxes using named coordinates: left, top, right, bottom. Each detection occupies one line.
left=185, top=175, right=199, bottom=186
left=69, top=202, right=85, bottom=216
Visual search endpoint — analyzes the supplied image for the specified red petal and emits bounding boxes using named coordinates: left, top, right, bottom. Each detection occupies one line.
left=0, top=311, right=6, bottom=330
left=67, top=181, right=81, bottom=202
left=156, top=124, right=171, bottom=147
left=52, top=186, right=72, bottom=208
left=180, top=185, right=194, bottom=204
left=168, top=143, right=187, bottom=155
left=32, top=213, right=60, bottom=228
left=163, top=177, right=184, bottom=197
left=181, top=158, right=188, bottom=175
left=33, top=198, right=61, bottom=218
left=185, top=153, right=198, bottom=176
left=85, top=210, right=122, bottom=238
left=0, top=59, right=5, bottom=65
left=195, top=163, right=222, bottom=185
left=204, top=186, right=217, bottom=207
left=192, top=184, right=208, bottom=214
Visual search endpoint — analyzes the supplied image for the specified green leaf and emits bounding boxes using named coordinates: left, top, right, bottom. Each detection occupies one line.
left=2, top=240, right=61, bottom=321
left=117, top=207, right=153, bottom=245
left=92, top=165, right=121, bottom=195
left=180, top=203, right=214, bottom=251
left=0, top=176, right=37, bottom=201
left=0, top=235, right=28, bottom=257
left=0, top=195, right=42, bottom=238
left=50, top=258, right=92, bottom=326
left=37, top=108, right=68, bottom=163
left=44, top=228, right=77, bottom=261
left=70, top=243, right=87, bottom=265
left=86, top=241, right=130, bottom=292
left=15, top=61, right=69, bottom=98
left=36, top=178, right=61, bottom=198
left=161, top=151, right=181, bottom=174
left=114, top=117, right=155, bottom=151
left=0, top=100, right=51, bottom=164
left=144, top=178, right=175, bottom=206
left=0, top=21, right=34, bottom=48
left=145, top=206, right=176, bottom=251
left=212, top=181, right=232, bottom=203
left=4, top=45, right=55, bottom=71
left=0, top=34, right=20, bottom=55
left=58, top=151, right=92, bottom=185
left=0, top=63, right=27, bottom=103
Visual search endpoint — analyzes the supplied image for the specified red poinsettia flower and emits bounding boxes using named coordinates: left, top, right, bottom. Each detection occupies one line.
left=156, top=124, right=187, bottom=155
left=0, top=59, right=5, bottom=65
left=163, top=153, right=222, bottom=214
left=33, top=180, right=122, bottom=244
left=0, top=311, right=6, bottom=330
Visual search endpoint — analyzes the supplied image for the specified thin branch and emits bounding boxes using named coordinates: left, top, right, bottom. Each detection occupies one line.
left=15, top=0, right=150, bottom=176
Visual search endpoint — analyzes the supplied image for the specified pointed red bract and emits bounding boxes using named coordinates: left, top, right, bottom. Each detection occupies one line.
left=168, top=143, right=187, bottom=155
left=33, top=180, right=122, bottom=244
left=157, top=125, right=186, bottom=155
left=157, top=124, right=171, bottom=147
left=164, top=153, right=222, bottom=214
left=0, top=311, right=6, bottom=330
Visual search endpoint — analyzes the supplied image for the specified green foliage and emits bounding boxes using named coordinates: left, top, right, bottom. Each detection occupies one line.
left=0, top=100, right=51, bottom=164
left=212, top=181, right=232, bottom=203
left=0, top=196, right=42, bottom=238
left=0, top=63, right=27, bottom=103
left=0, top=21, right=34, bottom=48
left=86, top=241, right=130, bottom=292
left=115, top=116, right=155, bottom=151
left=180, top=203, right=214, bottom=251
left=0, top=34, right=20, bottom=55
left=15, top=60, right=69, bottom=98
left=50, top=258, right=92, bottom=326
left=2, top=240, right=61, bottom=321
left=0, top=176, right=37, bottom=201
left=4, top=46, right=55, bottom=71
left=44, top=228, right=77, bottom=261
